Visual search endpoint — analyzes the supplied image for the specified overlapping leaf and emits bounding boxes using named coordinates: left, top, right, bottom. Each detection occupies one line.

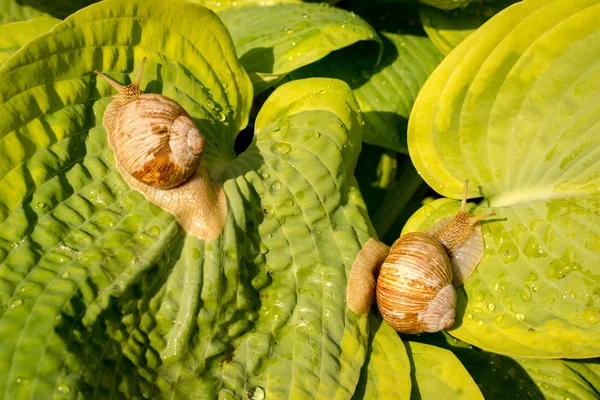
left=420, top=1, right=518, bottom=55
left=188, top=0, right=300, bottom=12
left=0, top=0, right=48, bottom=23
left=407, top=0, right=600, bottom=357
left=290, top=33, right=443, bottom=153
left=0, top=0, right=377, bottom=398
left=217, top=2, right=381, bottom=92
left=0, top=16, right=59, bottom=66
left=404, top=341, right=483, bottom=399
left=353, top=314, right=411, bottom=399
left=411, top=332, right=600, bottom=399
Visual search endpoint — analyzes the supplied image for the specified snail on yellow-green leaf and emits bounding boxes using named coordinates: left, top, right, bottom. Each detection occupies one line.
left=347, top=181, right=495, bottom=334
left=94, top=57, right=227, bottom=240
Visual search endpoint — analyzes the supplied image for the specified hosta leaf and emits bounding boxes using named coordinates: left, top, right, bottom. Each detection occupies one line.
left=407, top=0, right=600, bottom=357
left=0, top=16, right=59, bottom=66
left=12, top=0, right=98, bottom=19
left=420, top=0, right=474, bottom=11
left=218, top=3, right=381, bottom=93
left=353, top=314, right=411, bottom=399
left=289, top=33, right=443, bottom=153
left=0, top=1, right=377, bottom=398
left=419, top=1, right=518, bottom=55
left=188, top=0, right=300, bottom=12
left=411, top=332, right=600, bottom=399
left=404, top=341, right=483, bottom=399
left=0, top=0, right=48, bottom=24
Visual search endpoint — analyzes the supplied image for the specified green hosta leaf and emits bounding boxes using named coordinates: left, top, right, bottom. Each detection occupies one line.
left=353, top=314, right=411, bottom=399
left=420, top=0, right=474, bottom=11
left=411, top=332, right=600, bottom=399
left=12, top=0, right=98, bottom=19
left=0, top=0, right=48, bottom=24
left=290, top=33, right=443, bottom=153
left=404, top=341, right=483, bottom=399
left=0, top=1, right=377, bottom=397
left=518, top=358, right=600, bottom=399
left=218, top=3, right=381, bottom=92
left=188, top=0, right=300, bottom=12
left=407, top=0, right=600, bottom=357
left=420, top=1, right=518, bottom=55
left=0, top=16, right=59, bottom=66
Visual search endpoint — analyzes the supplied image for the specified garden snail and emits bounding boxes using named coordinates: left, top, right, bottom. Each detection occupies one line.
left=95, top=57, right=203, bottom=189
left=94, top=58, right=227, bottom=240
left=347, top=181, right=495, bottom=334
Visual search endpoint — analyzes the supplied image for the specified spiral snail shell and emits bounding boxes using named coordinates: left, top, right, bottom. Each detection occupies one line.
left=347, top=181, right=495, bottom=334
left=95, top=58, right=204, bottom=189
left=94, top=58, right=227, bottom=241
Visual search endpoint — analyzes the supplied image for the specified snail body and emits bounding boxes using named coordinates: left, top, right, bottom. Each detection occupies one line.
left=347, top=181, right=495, bottom=334
left=96, top=58, right=204, bottom=189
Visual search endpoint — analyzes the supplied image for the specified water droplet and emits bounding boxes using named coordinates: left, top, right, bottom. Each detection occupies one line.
left=218, top=112, right=226, bottom=122
left=526, top=272, right=538, bottom=281
left=37, top=202, right=46, bottom=209
left=284, top=198, right=294, bottom=207
left=532, top=286, right=539, bottom=292
left=15, top=377, right=30, bottom=385
left=10, top=242, right=19, bottom=249
left=495, top=315, right=504, bottom=323
left=271, top=180, right=282, bottom=191
left=225, top=248, right=238, bottom=261
left=583, top=307, right=599, bottom=324
left=148, top=226, right=161, bottom=236
left=478, top=320, right=484, bottom=326
left=262, top=172, right=270, bottom=179
left=206, top=100, right=215, bottom=110
left=516, top=313, right=526, bottom=322
left=521, top=285, right=532, bottom=302
left=273, top=142, right=291, bottom=154
left=570, top=292, right=576, bottom=298
left=57, top=383, right=71, bottom=393
left=61, top=272, right=70, bottom=279
left=487, top=303, right=496, bottom=311
left=466, top=313, right=473, bottom=320
left=284, top=27, right=294, bottom=35
left=248, top=386, right=266, bottom=400
left=302, top=13, right=307, bottom=18
left=313, top=132, right=320, bottom=139
left=475, top=292, right=485, bottom=302
left=10, top=298, right=23, bottom=308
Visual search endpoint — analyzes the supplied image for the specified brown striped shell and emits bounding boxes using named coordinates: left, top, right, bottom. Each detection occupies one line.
left=104, top=94, right=204, bottom=189
left=376, top=232, right=457, bottom=334
left=96, top=58, right=203, bottom=189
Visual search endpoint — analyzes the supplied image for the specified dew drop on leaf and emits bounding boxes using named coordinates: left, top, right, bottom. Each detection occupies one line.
left=521, top=285, right=532, bottom=302
left=583, top=307, right=599, bottom=324
left=57, top=384, right=71, bottom=394
left=273, top=142, right=291, bottom=154
left=515, top=313, right=526, bottom=322
left=261, top=172, right=270, bottom=180
left=218, top=112, right=226, bottom=122
left=10, top=298, right=23, bottom=308
left=487, top=303, right=495, bottom=311
left=495, top=315, right=504, bottom=323
left=271, top=180, right=282, bottom=191
left=313, top=132, right=320, bottom=139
